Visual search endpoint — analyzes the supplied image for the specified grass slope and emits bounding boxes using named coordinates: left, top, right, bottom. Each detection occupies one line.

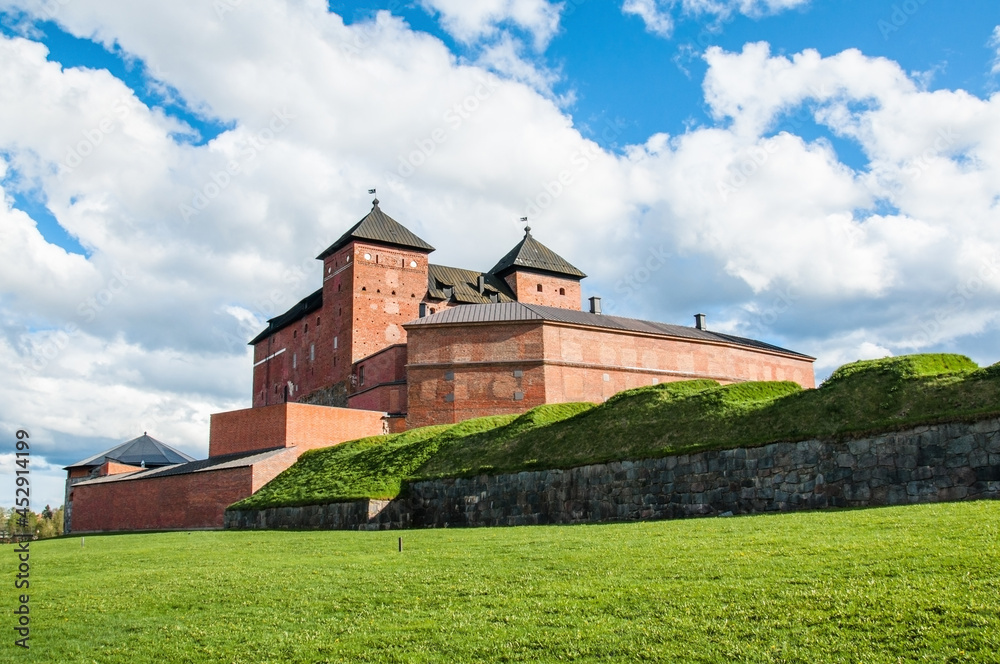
left=236, top=353, right=1000, bottom=510
left=233, top=403, right=594, bottom=510
left=15, top=501, right=1000, bottom=663
left=419, top=352, right=999, bottom=478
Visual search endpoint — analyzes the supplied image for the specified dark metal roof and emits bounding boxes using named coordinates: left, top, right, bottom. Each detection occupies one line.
left=65, top=434, right=197, bottom=470
left=248, top=288, right=323, bottom=346
left=426, top=264, right=516, bottom=304
left=489, top=228, right=586, bottom=279
left=404, top=302, right=814, bottom=359
left=72, top=447, right=290, bottom=486
left=316, top=199, right=434, bottom=260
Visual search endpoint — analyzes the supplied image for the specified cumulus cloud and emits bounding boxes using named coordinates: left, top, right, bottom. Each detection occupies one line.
left=622, top=0, right=810, bottom=38
left=1, top=1, right=999, bottom=507
left=418, top=0, right=564, bottom=51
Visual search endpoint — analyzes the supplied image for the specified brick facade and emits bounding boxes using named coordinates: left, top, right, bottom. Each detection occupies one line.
left=404, top=319, right=815, bottom=428
left=209, top=402, right=388, bottom=457
left=70, top=463, right=261, bottom=532
left=502, top=270, right=582, bottom=310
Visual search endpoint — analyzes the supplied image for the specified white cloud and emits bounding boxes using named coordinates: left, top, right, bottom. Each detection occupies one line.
left=623, top=0, right=810, bottom=38
left=0, top=1, right=999, bottom=502
left=419, top=0, right=564, bottom=51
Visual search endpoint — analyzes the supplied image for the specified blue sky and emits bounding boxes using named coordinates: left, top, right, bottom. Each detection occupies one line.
left=1, top=0, right=999, bottom=508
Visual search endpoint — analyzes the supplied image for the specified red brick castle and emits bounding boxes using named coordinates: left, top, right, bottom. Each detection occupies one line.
left=250, top=198, right=814, bottom=429
left=64, top=199, right=814, bottom=533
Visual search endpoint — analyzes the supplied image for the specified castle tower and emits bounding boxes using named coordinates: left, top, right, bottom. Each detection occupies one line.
left=489, top=226, right=586, bottom=310
left=315, top=198, right=434, bottom=396
left=250, top=199, right=433, bottom=408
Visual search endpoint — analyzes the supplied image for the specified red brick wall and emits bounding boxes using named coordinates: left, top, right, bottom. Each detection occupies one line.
left=210, top=403, right=288, bottom=457
left=71, top=467, right=255, bottom=532
left=251, top=448, right=301, bottom=492
left=503, top=271, right=582, bottom=310
left=349, top=241, right=429, bottom=364
left=405, top=322, right=545, bottom=427
left=97, top=461, right=144, bottom=477
left=252, top=240, right=430, bottom=408
left=210, top=402, right=388, bottom=457
left=540, top=324, right=816, bottom=400
left=404, top=320, right=815, bottom=427
left=283, top=403, right=387, bottom=452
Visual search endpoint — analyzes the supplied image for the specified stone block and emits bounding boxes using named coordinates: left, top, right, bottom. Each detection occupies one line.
left=837, top=453, right=856, bottom=468
left=848, top=439, right=870, bottom=456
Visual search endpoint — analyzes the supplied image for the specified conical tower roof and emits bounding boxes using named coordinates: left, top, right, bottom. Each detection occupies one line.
left=489, top=227, right=586, bottom=279
left=64, top=433, right=197, bottom=470
left=317, top=199, right=435, bottom=259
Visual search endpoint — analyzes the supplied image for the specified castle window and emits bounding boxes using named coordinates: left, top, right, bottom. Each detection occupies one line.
left=364, top=253, right=372, bottom=261
left=316, top=316, right=321, bottom=326
left=362, top=286, right=366, bottom=291
left=293, top=353, right=297, bottom=369
left=334, top=336, right=338, bottom=349
left=559, top=288, right=565, bottom=295
left=304, top=323, right=308, bottom=334
left=358, top=365, right=365, bottom=386
left=536, top=284, right=543, bottom=292
left=338, top=283, right=341, bottom=292
left=310, top=344, right=315, bottom=361
left=410, top=260, right=417, bottom=268
left=293, top=330, right=297, bottom=338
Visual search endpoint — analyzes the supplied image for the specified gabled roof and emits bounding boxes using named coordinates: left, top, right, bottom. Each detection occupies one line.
left=316, top=199, right=434, bottom=260
left=489, top=228, right=586, bottom=280
left=72, top=447, right=290, bottom=486
left=404, top=302, right=814, bottom=360
left=248, top=288, right=323, bottom=346
left=65, top=434, right=197, bottom=470
left=426, top=264, right=516, bottom=304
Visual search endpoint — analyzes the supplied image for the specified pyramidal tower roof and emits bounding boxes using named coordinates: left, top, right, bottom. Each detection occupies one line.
left=317, top=198, right=435, bottom=259
left=489, top=226, right=586, bottom=279
left=64, top=433, right=197, bottom=470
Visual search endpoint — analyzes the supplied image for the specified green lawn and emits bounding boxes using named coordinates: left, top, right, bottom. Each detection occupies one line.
left=236, top=353, right=1000, bottom=510
left=11, top=500, right=1000, bottom=663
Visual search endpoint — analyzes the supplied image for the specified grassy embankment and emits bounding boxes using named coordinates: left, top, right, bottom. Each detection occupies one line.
left=233, top=353, right=1000, bottom=511
left=15, top=501, right=1000, bottom=663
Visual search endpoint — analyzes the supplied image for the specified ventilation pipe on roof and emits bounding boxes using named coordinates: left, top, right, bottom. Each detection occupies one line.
left=589, top=296, right=602, bottom=315
left=419, top=303, right=427, bottom=318
left=477, top=275, right=485, bottom=294
left=694, top=313, right=707, bottom=330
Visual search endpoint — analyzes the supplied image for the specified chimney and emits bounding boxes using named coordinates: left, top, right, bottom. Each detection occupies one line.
left=419, top=303, right=427, bottom=318
left=694, top=313, right=706, bottom=330
left=477, top=275, right=485, bottom=294
left=589, top=296, right=602, bottom=315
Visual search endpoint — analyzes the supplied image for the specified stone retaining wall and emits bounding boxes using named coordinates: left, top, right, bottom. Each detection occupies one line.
left=225, top=417, right=1000, bottom=530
